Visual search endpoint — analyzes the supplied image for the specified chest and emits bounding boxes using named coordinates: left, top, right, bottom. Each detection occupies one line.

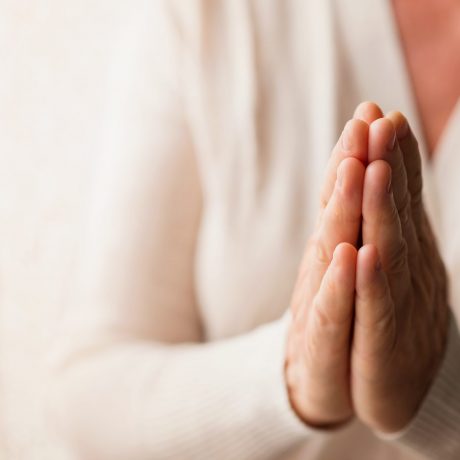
left=186, top=0, right=460, bottom=340
left=392, top=0, right=460, bottom=155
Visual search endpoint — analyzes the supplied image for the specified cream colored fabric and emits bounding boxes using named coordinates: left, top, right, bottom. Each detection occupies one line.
left=0, top=0, right=459, bottom=459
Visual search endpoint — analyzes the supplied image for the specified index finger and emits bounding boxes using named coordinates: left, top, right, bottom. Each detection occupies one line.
left=320, top=101, right=383, bottom=209
left=319, top=119, right=368, bottom=209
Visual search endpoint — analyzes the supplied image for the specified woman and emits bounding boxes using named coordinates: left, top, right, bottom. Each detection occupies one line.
left=48, top=0, right=460, bottom=458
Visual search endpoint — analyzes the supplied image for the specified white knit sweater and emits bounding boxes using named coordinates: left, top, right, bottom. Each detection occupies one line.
left=1, top=1, right=459, bottom=459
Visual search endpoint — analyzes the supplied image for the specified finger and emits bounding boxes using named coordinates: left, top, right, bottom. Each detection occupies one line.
left=353, top=101, right=384, bottom=124
left=319, top=119, right=368, bottom=209
left=368, top=118, right=408, bottom=216
left=353, top=244, right=396, bottom=374
left=386, top=111, right=424, bottom=228
left=362, top=160, right=411, bottom=294
left=305, top=242, right=357, bottom=421
left=368, top=118, right=419, bottom=264
left=312, top=242, right=357, bottom=328
left=308, top=157, right=365, bottom=295
left=353, top=245, right=415, bottom=433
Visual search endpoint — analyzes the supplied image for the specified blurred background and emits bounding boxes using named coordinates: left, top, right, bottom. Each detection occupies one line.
left=0, top=1, right=458, bottom=459
left=0, top=2, right=113, bottom=457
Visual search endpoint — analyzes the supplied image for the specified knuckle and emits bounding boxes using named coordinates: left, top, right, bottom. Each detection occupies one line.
left=308, top=308, right=348, bottom=359
left=299, top=240, right=314, bottom=276
left=387, top=238, right=408, bottom=274
left=411, top=194, right=423, bottom=212
left=356, top=278, right=387, bottom=304
left=327, top=189, right=360, bottom=225
left=387, top=198, right=400, bottom=224
left=372, top=302, right=395, bottom=332
left=372, top=196, right=400, bottom=228
left=312, top=235, right=331, bottom=266
left=313, top=303, right=334, bottom=330
left=354, top=307, right=397, bottom=359
left=319, top=190, right=329, bottom=210
left=409, top=169, right=423, bottom=198
left=312, top=292, right=352, bottom=330
left=337, top=198, right=361, bottom=224
left=397, top=192, right=412, bottom=224
left=312, top=294, right=336, bottom=329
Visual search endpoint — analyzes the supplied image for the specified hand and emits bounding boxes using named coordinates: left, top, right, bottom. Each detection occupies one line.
left=285, top=102, right=450, bottom=433
left=351, top=110, right=449, bottom=433
left=284, top=118, right=368, bottom=426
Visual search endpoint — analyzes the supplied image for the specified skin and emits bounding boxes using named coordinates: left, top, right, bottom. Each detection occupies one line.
left=284, top=1, right=459, bottom=433
left=285, top=102, right=449, bottom=433
left=392, top=0, right=460, bottom=155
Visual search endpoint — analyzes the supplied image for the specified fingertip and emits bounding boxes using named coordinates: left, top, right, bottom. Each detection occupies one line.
left=332, top=242, right=358, bottom=286
left=333, top=242, right=358, bottom=264
left=340, top=118, right=369, bottom=163
left=353, top=101, right=384, bottom=124
left=337, top=156, right=366, bottom=194
left=333, top=242, right=358, bottom=270
left=386, top=111, right=410, bottom=139
left=356, top=244, right=383, bottom=293
left=364, top=159, right=392, bottom=194
left=368, top=118, right=397, bottom=160
left=357, top=244, right=380, bottom=272
left=370, top=117, right=396, bottom=137
left=345, top=117, right=369, bottom=134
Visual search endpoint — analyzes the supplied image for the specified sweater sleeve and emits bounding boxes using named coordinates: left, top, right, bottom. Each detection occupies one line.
left=377, top=313, right=460, bottom=459
left=45, top=2, right=311, bottom=458
left=48, top=316, right=311, bottom=460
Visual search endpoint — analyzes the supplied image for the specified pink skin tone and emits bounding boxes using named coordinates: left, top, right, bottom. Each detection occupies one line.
left=285, top=1, right=458, bottom=430
left=392, top=0, right=460, bottom=156
left=285, top=102, right=449, bottom=432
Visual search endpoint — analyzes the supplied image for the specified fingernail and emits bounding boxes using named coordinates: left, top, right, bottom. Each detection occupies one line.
left=387, top=175, right=392, bottom=193
left=341, top=122, right=353, bottom=151
left=375, top=258, right=382, bottom=272
left=387, top=130, right=396, bottom=151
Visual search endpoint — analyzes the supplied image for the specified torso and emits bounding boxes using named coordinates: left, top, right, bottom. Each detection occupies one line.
left=184, top=1, right=460, bottom=457
left=392, top=0, right=460, bottom=156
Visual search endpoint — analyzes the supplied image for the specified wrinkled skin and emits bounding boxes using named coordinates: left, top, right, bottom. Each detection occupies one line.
left=284, top=102, right=449, bottom=433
